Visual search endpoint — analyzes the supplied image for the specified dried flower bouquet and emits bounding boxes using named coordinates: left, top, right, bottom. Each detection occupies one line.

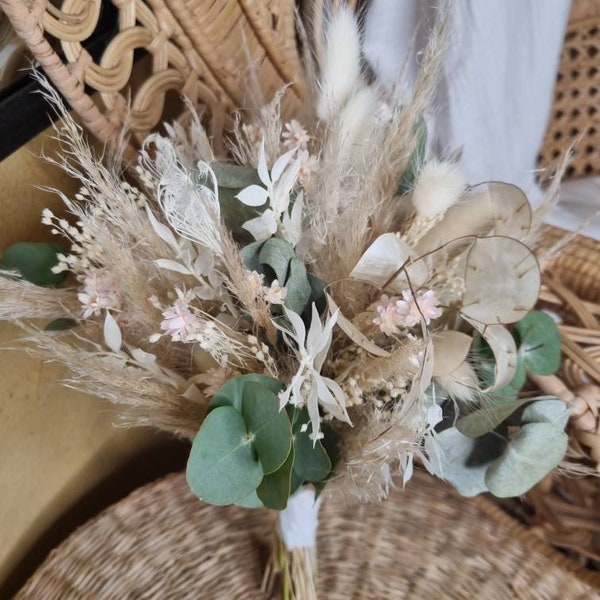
left=0, top=6, right=569, bottom=598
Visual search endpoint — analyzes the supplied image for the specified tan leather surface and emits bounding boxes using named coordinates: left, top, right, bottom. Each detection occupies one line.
left=0, top=127, right=160, bottom=587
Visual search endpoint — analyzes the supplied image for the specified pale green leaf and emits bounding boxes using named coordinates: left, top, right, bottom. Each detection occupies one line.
left=211, top=374, right=283, bottom=411
left=257, top=447, right=294, bottom=510
left=285, top=258, right=312, bottom=314
left=186, top=406, right=263, bottom=505
left=485, top=421, right=568, bottom=497
left=515, top=311, right=561, bottom=376
left=258, top=238, right=295, bottom=282
left=241, top=382, right=292, bottom=474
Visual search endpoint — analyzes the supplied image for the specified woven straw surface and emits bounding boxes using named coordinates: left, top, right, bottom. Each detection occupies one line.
left=16, top=471, right=599, bottom=599
left=0, top=0, right=304, bottom=154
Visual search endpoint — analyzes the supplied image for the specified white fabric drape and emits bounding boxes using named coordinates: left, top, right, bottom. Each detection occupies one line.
left=364, top=0, right=571, bottom=206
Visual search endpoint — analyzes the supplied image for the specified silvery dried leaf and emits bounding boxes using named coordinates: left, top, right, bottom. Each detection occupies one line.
left=432, top=331, right=472, bottom=377
left=416, top=181, right=531, bottom=253
left=461, top=236, right=540, bottom=325
left=464, top=317, right=517, bottom=391
left=350, top=233, right=427, bottom=292
left=103, top=311, right=122, bottom=353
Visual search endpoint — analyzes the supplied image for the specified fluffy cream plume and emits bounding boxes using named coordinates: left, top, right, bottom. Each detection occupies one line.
left=337, top=86, right=379, bottom=163
left=528, top=147, right=577, bottom=270
left=316, top=6, right=362, bottom=121
left=411, top=159, right=466, bottom=218
left=162, top=98, right=214, bottom=167
left=32, top=79, right=228, bottom=355
left=0, top=278, right=78, bottom=320
left=435, top=361, right=479, bottom=404
left=350, top=339, right=423, bottom=392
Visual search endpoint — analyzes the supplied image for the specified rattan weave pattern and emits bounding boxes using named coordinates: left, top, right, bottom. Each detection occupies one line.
left=539, top=16, right=600, bottom=179
left=0, top=0, right=304, bottom=153
left=16, top=472, right=599, bottom=599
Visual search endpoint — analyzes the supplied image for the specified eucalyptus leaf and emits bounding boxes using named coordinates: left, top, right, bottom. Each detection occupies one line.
left=241, top=382, right=292, bottom=474
left=257, top=446, right=294, bottom=510
left=397, top=118, right=427, bottom=195
left=292, top=423, right=332, bottom=483
left=211, top=163, right=261, bottom=189
left=522, top=398, right=570, bottom=429
left=515, top=311, right=561, bottom=376
left=426, top=427, right=491, bottom=497
left=456, top=396, right=528, bottom=438
left=186, top=406, right=263, bottom=505
left=211, top=374, right=283, bottom=411
left=1, top=242, right=67, bottom=287
left=240, top=240, right=266, bottom=275
left=258, top=238, right=295, bottom=283
left=45, top=318, right=78, bottom=331
left=285, top=258, right=312, bottom=314
left=485, top=421, right=568, bottom=497
left=233, top=490, right=264, bottom=509
left=307, top=274, right=327, bottom=311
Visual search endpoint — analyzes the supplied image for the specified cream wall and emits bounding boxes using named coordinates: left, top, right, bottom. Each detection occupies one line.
left=0, top=126, right=163, bottom=589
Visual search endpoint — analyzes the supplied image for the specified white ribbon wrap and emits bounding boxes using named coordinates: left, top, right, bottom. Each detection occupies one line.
left=278, top=488, right=322, bottom=550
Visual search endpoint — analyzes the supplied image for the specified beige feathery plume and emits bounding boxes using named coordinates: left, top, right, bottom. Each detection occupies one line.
left=0, top=277, right=79, bottom=320
left=22, top=326, right=207, bottom=440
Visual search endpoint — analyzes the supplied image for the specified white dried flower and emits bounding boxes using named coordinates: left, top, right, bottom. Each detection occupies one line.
left=411, top=159, right=466, bottom=218
left=236, top=140, right=301, bottom=242
left=397, top=289, right=443, bottom=328
left=274, top=304, right=351, bottom=440
left=372, top=294, right=405, bottom=336
left=263, top=279, right=287, bottom=305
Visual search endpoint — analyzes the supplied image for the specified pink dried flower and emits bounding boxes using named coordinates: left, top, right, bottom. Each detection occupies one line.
left=373, top=289, right=442, bottom=335
left=399, top=289, right=443, bottom=327
left=282, top=119, right=310, bottom=149
left=158, top=288, right=199, bottom=343
left=298, top=150, right=319, bottom=182
left=78, top=269, right=122, bottom=318
left=372, top=294, right=404, bottom=336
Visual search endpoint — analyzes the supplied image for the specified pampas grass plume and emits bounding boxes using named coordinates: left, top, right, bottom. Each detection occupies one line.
left=317, top=7, right=362, bottom=121
left=411, top=159, right=466, bottom=218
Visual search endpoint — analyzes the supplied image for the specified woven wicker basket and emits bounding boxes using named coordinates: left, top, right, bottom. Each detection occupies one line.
left=0, top=0, right=309, bottom=157
left=15, top=471, right=600, bottom=599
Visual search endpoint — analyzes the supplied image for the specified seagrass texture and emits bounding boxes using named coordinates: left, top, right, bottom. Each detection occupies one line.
left=0, top=0, right=305, bottom=153
left=16, top=471, right=599, bottom=599
left=539, top=11, right=600, bottom=179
